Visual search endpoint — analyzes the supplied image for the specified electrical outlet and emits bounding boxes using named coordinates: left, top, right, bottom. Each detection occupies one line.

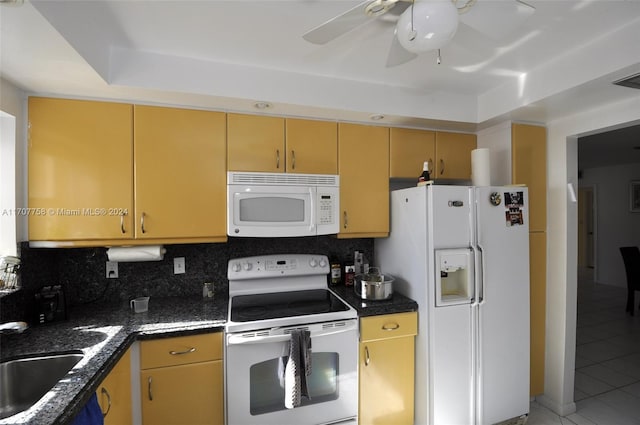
left=174, top=257, right=186, bottom=274
left=106, top=261, right=118, bottom=278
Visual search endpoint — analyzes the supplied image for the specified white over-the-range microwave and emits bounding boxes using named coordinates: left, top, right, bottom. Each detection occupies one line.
left=227, top=172, right=340, bottom=238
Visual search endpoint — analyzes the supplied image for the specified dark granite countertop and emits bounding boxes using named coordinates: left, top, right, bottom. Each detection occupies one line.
left=0, top=296, right=228, bottom=425
left=331, top=285, right=419, bottom=317
left=0, top=288, right=417, bottom=425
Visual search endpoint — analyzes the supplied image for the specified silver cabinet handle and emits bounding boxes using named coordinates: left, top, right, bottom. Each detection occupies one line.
left=429, top=158, right=434, bottom=175
left=276, top=149, right=280, bottom=169
left=120, top=213, right=126, bottom=234
left=169, top=347, right=196, bottom=355
left=141, top=212, right=146, bottom=234
left=343, top=211, right=348, bottom=229
left=382, top=322, right=400, bottom=331
left=148, top=376, right=153, bottom=401
left=291, top=150, right=296, bottom=170
left=440, top=159, right=445, bottom=175
left=100, top=387, right=112, bottom=418
left=364, top=346, right=370, bottom=366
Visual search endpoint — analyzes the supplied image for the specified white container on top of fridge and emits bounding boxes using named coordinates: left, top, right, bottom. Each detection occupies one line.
left=375, top=185, right=530, bottom=425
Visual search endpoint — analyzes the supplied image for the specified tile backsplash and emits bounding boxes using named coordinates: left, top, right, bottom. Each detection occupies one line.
left=1, top=237, right=373, bottom=322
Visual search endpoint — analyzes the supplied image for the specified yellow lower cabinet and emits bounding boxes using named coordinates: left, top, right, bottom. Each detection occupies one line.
left=359, top=312, right=417, bottom=425
left=140, top=333, right=224, bottom=425
left=97, top=349, right=132, bottom=425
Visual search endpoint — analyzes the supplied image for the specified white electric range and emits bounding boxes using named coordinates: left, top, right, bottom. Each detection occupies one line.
left=225, top=254, right=358, bottom=425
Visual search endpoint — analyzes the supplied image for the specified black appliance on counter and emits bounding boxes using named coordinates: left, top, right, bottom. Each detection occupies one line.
left=34, top=285, right=67, bottom=324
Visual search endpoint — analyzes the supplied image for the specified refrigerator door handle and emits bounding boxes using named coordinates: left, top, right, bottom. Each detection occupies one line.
left=471, top=244, right=484, bottom=304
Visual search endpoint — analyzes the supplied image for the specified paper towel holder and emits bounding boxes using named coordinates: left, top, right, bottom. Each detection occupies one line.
left=106, top=245, right=167, bottom=262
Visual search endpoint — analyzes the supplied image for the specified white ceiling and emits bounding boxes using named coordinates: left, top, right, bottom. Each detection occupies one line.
left=1, top=1, right=640, bottom=139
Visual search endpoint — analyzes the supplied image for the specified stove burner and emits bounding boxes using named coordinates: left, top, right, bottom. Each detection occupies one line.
left=230, top=289, right=349, bottom=323
left=237, top=306, right=269, bottom=319
left=287, top=300, right=332, bottom=315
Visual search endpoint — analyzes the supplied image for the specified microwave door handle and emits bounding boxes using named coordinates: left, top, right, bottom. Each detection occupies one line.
left=309, top=188, right=316, bottom=232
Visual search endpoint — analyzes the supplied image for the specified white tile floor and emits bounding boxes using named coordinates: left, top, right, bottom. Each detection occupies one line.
left=527, top=269, right=640, bottom=425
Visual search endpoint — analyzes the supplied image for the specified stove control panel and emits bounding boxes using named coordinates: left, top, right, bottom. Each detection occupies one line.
left=228, top=254, right=330, bottom=280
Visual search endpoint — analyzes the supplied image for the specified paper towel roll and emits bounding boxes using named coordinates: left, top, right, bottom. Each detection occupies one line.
left=107, top=245, right=166, bottom=262
left=471, top=148, right=491, bottom=186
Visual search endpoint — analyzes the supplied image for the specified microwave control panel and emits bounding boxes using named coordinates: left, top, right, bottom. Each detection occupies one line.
left=318, top=193, right=336, bottom=225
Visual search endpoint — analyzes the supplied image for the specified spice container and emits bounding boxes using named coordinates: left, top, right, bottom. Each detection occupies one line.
left=344, top=265, right=355, bottom=287
left=330, top=258, right=342, bottom=286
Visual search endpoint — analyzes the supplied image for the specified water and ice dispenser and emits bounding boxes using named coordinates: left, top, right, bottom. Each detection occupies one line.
left=435, top=249, right=474, bottom=306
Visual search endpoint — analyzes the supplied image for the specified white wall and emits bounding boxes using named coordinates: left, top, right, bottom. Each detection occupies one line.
left=476, top=121, right=512, bottom=186
left=0, top=78, right=27, bottom=244
left=540, top=95, right=640, bottom=416
left=580, top=163, right=640, bottom=287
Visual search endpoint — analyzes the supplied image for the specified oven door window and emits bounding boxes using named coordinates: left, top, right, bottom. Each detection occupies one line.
left=249, top=352, right=339, bottom=415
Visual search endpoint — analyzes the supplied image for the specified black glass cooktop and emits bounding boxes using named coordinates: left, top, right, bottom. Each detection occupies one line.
left=230, top=289, right=349, bottom=322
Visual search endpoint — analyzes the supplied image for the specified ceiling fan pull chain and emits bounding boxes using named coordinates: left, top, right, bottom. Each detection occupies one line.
left=437, top=49, right=442, bottom=65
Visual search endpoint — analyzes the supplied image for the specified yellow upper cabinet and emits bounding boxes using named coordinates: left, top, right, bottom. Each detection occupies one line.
left=227, top=113, right=285, bottom=172
left=512, top=123, right=547, bottom=232
left=134, top=105, right=226, bottom=240
left=389, top=128, right=436, bottom=178
left=338, top=123, right=389, bottom=238
left=434, top=131, right=477, bottom=180
left=28, top=97, right=134, bottom=241
left=285, top=118, right=338, bottom=174
left=227, top=114, right=338, bottom=174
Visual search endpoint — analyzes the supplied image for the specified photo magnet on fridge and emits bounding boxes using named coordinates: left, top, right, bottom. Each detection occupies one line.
left=505, top=191, right=525, bottom=226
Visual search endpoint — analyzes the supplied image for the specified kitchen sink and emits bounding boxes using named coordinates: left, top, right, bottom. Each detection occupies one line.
left=0, top=351, right=84, bottom=419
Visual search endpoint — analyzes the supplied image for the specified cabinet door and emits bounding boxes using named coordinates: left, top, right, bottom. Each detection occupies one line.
left=529, top=231, right=546, bottom=396
left=512, top=123, right=547, bottom=232
left=285, top=118, right=337, bottom=174
left=338, top=123, right=389, bottom=238
left=141, top=360, right=223, bottom=425
left=359, top=336, right=415, bottom=425
left=434, top=131, right=477, bottom=180
left=227, top=113, right=285, bottom=172
left=134, top=106, right=226, bottom=239
left=98, top=349, right=132, bottom=425
left=390, top=128, right=435, bottom=178
left=28, top=97, right=133, bottom=240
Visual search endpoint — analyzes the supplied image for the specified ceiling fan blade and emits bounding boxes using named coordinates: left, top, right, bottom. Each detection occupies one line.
left=459, top=0, right=535, bottom=40
left=303, top=1, right=372, bottom=44
left=386, top=31, right=418, bottom=67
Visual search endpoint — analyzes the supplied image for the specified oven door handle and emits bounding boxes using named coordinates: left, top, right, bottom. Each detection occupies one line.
left=227, top=322, right=358, bottom=346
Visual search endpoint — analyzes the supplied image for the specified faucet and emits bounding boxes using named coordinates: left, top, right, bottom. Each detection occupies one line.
left=0, top=321, right=28, bottom=334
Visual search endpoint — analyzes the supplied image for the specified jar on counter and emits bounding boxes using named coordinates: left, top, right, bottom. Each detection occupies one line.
left=330, top=260, right=342, bottom=286
left=344, top=265, right=355, bottom=287
left=203, top=282, right=215, bottom=300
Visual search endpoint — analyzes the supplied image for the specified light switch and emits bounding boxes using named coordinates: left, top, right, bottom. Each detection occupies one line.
left=174, top=257, right=186, bottom=274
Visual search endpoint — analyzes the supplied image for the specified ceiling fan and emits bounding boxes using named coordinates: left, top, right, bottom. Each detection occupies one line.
left=302, top=0, right=535, bottom=67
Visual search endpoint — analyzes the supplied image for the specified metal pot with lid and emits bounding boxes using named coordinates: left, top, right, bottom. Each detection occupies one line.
left=354, top=267, right=394, bottom=300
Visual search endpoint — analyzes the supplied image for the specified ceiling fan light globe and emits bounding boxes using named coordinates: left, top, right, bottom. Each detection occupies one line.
left=396, top=0, right=459, bottom=53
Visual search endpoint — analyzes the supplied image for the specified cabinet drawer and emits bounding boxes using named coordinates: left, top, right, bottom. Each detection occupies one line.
left=360, top=312, right=417, bottom=342
left=140, top=332, right=222, bottom=369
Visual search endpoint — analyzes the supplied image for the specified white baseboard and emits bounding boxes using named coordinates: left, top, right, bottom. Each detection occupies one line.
left=535, top=394, right=577, bottom=417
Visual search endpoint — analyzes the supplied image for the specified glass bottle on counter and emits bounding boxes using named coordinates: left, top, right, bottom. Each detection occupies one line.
left=344, top=265, right=355, bottom=287
left=329, top=257, right=342, bottom=286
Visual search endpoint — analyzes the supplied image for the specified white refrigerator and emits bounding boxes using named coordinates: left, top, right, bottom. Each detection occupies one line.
left=375, top=185, right=530, bottom=425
